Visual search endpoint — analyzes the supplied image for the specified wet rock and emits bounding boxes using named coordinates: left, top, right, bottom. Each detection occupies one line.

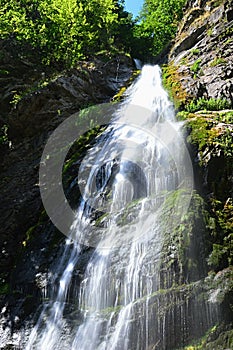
left=169, top=0, right=233, bottom=104
left=0, top=38, right=134, bottom=348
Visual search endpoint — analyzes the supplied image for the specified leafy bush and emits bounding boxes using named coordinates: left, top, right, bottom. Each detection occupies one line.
left=185, top=97, right=231, bottom=113
left=0, top=0, right=134, bottom=66
left=0, top=0, right=189, bottom=64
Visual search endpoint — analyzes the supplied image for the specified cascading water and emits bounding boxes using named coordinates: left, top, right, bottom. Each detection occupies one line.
left=26, top=65, right=214, bottom=350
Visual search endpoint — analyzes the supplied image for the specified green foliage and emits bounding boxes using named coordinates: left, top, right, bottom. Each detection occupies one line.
left=210, top=57, right=226, bottom=67
left=134, top=0, right=187, bottom=58
left=0, top=124, right=9, bottom=145
left=0, top=282, right=10, bottom=295
left=181, top=324, right=233, bottom=350
left=190, top=48, right=200, bottom=55
left=111, top=2, right=136, bottom=53
left=0, top=0, right=189, bottom=64
left=185, top=97, right=231, bottom=113
left=207, top=28, right=213, bottom=36
left=208, top=243, right=227, bottom=267
left=208, top=198, right=233, bottom=269
left=11, top=79, right=50, bottom=107
left=190, top=59, right=201, bottom=76
left=162, top=63, right=189, bottom=109
left=185, top=111, right=233, bottom=159
left=186, top=116, right=216, bottom=150
left=0, top=0, right=133, bottom=66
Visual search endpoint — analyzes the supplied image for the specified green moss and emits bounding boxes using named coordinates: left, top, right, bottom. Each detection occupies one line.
left=10, top=79, right=51, bottom=107
left=185, top=115, right=219, bottom=151
left=0, top=282, right=10, bottom=295
left=113, top=198, right=143, bottom=226
left=180, top=107, right=233, bottom=163
left=162, top=63, right=189, bottom=109
left=181, top=324, right=233, bottom=350
left=0, top=124, right=9, bottom=145
left=0, top=69, right=9, bottom=75
left=21, top=209, right=50, bottom=247
left=112, top=86, right=127, bottom=102
left=100, top=305, right=122, bottom=315
left=159, top=190, right=209, bottom=284
left=207, top=28, right=213, bottom=37
left=225, top=38, right=233, bottom=45
left=177, top=106, right=233, bottom=271
left=207, top=198, right=233, bottom=269
left=190, top=48, right=200, bottom=56
left=112, top=69, right=141, bottom=102
left=94, top=212, right=109, bottom=226
left=63, top=125, right=106, bottom=177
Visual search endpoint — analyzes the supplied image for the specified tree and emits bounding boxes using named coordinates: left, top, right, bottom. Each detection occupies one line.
left=0, top=0, right=119, bottom=66
left=136, top=0, right=187, bottom=58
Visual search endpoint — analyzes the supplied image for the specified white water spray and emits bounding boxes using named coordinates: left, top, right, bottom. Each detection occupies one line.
left=27, top=65, right=194, bottom=350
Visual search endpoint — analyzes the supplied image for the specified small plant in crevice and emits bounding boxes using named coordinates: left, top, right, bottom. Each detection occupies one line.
left=185, top=97, right=231, bottom=113
left=190, top=59, right=202, bottom=77
left=190, top=48, right=200, bottom=56
left=207, top=27, right=213, bottom=36
left=0, top=124, right=9, bottom=145
left=11, top=79, right=50, bottom=107
left=210, top=57, right=226, bottom=67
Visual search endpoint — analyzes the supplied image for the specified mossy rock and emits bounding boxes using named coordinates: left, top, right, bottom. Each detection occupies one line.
left=182, top=323, right=233, bottom=349
left=162, top=62, right=190, bottom=109
left=112, top=69, right=141, bottom=102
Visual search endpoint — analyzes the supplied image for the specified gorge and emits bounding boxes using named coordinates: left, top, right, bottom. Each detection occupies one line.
left=0, top=0, right=232, bottom=349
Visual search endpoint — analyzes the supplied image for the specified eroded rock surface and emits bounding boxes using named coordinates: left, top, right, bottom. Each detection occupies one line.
left=0, top=39, right=133, bottom=349
left=169, top=0, right=233, bottom=103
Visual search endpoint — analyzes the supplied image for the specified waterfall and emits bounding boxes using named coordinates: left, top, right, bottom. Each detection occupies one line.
left=27, top=65, right=197, bottom=350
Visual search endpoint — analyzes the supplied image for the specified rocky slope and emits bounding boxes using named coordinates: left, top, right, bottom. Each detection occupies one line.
left=0, top=40, right=134, bottom=348
left=161, top=0, right=233, bottom=348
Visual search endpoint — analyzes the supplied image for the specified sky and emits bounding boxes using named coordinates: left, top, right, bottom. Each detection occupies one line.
left=124, top=0, right=144, bottom=18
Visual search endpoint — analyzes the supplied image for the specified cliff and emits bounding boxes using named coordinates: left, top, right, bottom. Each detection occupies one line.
left=0, top=0, right=232, bottom=348
left=0, top=40, right=134, bottom=348
left=161, top=0, right=233, bottom=347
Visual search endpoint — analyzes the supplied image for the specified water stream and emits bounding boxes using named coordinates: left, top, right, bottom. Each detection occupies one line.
left=27, top=65, right=197, bottom=349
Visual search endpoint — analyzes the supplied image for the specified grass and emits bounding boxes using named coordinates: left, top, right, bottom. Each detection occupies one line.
left=210, top=57, right=226, bottom=67
left=190, top=59, right=202, bottom=76
left=185, top=97, right=231, bottom=113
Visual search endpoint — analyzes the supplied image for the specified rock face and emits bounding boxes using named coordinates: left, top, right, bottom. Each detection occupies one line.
left=0, top=39, right=134, bottom=349
left=0, top=0, right=232, bottom=347
left=169, top=0, right=233, bottom=104
left=161, top=0, right=233, bottom=347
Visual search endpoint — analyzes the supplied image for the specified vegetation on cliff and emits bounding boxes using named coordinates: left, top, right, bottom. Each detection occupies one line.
left=136, top=0, right=186, bottom=57
left=0, top=0, right=187, bottom=65
left=0, top=0, right=232, bottom=348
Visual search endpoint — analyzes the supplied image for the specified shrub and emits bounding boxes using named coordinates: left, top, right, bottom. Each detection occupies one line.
left=185, top=97, right=231, bottom=113
left=190, top=59, right=201, bottom=74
